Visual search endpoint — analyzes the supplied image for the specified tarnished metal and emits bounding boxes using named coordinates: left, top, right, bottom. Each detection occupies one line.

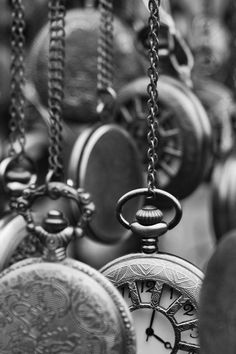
left=0, top=155, right=37, bottom=198
left=116, top=188, right=182, bottom=233
left=97, top=0, right=114, bottom=93
left=15, top=181, right=95, bottom=239
left=9, top=0, right=26, bottom=157
left=0, top=250, right=136, bottom=353
left=0, top=0, right=38, bottom=200
left=47, top=0, right=66, bottom=179
left=0, top=180, right=136, bottom=353
left=146, top=0, right=160, bottom=193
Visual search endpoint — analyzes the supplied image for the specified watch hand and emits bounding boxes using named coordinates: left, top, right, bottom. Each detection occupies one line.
left=152, top=333, right=173, bottom=350
left=146, top=310, right=156, bottom=341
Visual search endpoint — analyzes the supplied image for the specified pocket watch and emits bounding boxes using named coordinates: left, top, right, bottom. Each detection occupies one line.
left=28, top=7, right=143, bottom=123
left=101, top=188, right=203, bottom=354
left=0, top=182, right=136, bottom=354
left=67, top=123, right=144, bottom=244
left=102, top=2, right=203, bottom=352
left=199, top=229, right=236, bottom=354
left=116, top=75, right=207, bottom=201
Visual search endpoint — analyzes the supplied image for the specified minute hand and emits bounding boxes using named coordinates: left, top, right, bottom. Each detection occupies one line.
left=153, top=333, right=172, bottom=349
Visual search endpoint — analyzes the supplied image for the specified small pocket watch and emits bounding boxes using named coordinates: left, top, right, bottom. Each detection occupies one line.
left=101, top=188, right=203, bottom=354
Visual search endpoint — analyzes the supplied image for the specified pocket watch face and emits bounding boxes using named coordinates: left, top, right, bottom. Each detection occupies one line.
left=119, top=282, right=199, bottom=354
left=101, top=253, right=203, bottom=354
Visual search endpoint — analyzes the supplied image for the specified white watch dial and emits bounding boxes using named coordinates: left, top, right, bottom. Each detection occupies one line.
left=118, top=282, right=199, bottom=353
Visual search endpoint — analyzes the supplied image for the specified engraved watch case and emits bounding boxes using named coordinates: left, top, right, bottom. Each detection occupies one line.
left=0, top=183, right=136, bottom=354
left=0, top=257, right=136, bottom=354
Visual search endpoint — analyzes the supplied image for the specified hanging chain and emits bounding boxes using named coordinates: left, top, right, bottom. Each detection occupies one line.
left=48, top=0, right=66, bottom=180
left=9, top=0, right=26, bottom=156
left=232, top=0, right=236, bottom=99
left=97, top=0, right=114, bottom=92
left=202, top=0, right=211, bottom=46
left=146, top=0, right=160, bottom=193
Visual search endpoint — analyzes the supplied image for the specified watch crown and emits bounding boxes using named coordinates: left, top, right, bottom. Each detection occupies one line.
left=43, top=210, right=68, bottom=233
left=136, top=205, right=163, bottom=226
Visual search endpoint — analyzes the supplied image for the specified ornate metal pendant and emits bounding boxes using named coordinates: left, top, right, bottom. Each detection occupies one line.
left=101, top=189, right=203, bottom=354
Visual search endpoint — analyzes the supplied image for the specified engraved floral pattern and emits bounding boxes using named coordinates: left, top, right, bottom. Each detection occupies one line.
left=0, top=261, right=134, bottom=354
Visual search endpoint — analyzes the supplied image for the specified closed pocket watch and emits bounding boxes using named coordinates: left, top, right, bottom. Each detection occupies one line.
left=0, top=182, right=136, bottom=354
left=101, top=189, right=203, bottom=354
left=28, top=7, right=143, bottom=123
left=211, top=152, right=236, bottom=241
left=67, top=123, right=144, bottom=244
left=199, top=229, right=236, bottom=354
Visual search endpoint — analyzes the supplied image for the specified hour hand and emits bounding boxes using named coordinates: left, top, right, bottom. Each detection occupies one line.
left=146, top=310, right=156, bottom=341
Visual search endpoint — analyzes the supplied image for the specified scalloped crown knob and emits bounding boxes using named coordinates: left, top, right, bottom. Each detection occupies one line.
left=136, top=205, right=164, bottom=226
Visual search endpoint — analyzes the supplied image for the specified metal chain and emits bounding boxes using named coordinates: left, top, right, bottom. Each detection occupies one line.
left=9, top=0, right=26, bottom=156
left=232, top=0, right=236, bottom=99
left=202, top=0, right=211, bottom=44
left=146, top=0, right=160, bottom=192
left=97, top=0, right=114, bottom=92
left=203, top=0, right=212, bottom=17
left=48, top=0, right=66, bottom=180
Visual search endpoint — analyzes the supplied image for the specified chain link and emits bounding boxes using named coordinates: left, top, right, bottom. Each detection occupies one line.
left=48, top=0, right=66, bottom=179
left=97, top=0, right=114, bottom=92
left=9, top=0, right=26, bottom=156
left=146, top=0, right=160, bottom=192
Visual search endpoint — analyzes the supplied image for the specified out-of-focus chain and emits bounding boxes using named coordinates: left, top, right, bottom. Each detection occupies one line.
left=9, top=0, right=26, bottom=156
left=48, top=0, right=66, bottom=180
left=97, top=0, right=114, bottom=92
left=232, top=0, right=236, bottom=99
left=202, top=0, right=211, bottom=46
left=146, top=0, right=160, bottom=193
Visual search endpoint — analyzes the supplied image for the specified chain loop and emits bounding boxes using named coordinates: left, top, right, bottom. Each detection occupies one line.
left=146, top=0, right=160, bottom=193
left=9, top=0, right=26, bottom=156
left=97, top=0, right=114, bottom=94
left=48, top=0, right=66, bottom=180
